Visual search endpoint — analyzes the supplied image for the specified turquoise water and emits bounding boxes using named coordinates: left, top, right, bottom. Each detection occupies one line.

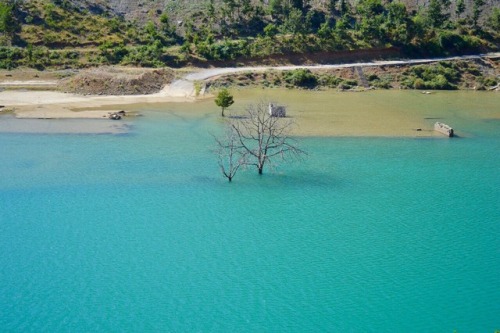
left=1, top=97, right=499, bottom=332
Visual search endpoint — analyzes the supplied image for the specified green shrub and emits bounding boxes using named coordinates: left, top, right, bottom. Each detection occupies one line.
left=338, top=79, right=358, bottom=89
left=479, top=77, right=497, bottom=87
left=318, top=74, right=343, bottom=87
left=0, top=47, right=23, bottom=69
left=374, top=80, right=391, bottom=89
left=428, top=74, right=456, bottom=89
left=99, top=41, right=129, bottom=64
left=438, top=31, right=466, bottom=53
left=283, top=69, right=318, bottom=88
left=414, top=78, right=425, bottom=89
left=404, top=63, right=459, bottom=90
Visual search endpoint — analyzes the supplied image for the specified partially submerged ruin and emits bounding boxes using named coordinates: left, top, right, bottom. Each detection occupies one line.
left=434, top=122, right=454, bottom=137
left=269, top=103, right=286, bottom=117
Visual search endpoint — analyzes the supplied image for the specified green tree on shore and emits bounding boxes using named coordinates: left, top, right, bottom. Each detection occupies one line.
left=215, top=88, right=234, bottom=117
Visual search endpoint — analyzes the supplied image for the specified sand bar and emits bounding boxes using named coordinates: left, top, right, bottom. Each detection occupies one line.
left=0, top=88, right=195, bottom=119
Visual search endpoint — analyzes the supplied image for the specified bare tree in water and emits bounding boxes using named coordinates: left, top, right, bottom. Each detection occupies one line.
left=213, top=126, right=246, bottom=182
left=215, top=100, right=304, bottom=180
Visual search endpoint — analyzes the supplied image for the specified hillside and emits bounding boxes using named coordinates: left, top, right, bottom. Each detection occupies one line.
left=0, top=0, right=499, bottom=70
left=59, top=0, right=500, bottom=25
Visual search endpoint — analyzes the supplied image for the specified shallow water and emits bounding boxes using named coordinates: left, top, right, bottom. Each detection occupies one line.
left=0, top=91, right=499, bottom=332
left=171, top=89, right=500, bottom=137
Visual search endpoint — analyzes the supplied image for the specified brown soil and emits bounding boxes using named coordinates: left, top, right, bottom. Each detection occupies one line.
left=59, top=67, right=175, bottom=95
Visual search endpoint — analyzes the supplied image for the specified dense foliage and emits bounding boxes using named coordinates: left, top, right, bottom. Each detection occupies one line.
left=0, top=0, right=498, bottom=69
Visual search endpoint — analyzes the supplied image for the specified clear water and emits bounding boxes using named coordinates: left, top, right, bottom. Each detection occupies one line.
left=0, top=93, right=499, bottom=332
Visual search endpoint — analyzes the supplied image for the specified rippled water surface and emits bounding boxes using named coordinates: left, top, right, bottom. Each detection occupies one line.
left=0, top=91, right=499, bottom=332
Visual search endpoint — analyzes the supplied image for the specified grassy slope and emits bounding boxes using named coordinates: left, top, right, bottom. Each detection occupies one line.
left=17, top=0, right=134, bottom=47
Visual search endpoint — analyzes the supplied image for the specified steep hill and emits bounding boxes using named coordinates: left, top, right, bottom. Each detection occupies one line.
left=1, top=0, right=499, bottom=70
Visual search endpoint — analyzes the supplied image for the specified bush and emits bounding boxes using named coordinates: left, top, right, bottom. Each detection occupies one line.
left=438, top=31, right=466, bottom=53
left=283, top=69, right=318, bottom=88
left=0, top=47, right=23, bottom=69
left=479, top=77, right=497, bottom=87
left=414, top=78, right=425, bottom=89
left=429, top=74, right=451, bottom=89
left=403, top=63, right=459, bottom=90
left=373, top=80, right=391, bottom=89
left=99, top=41, right=129, bottom=64
left=318, top=74, right=343, bottom=87
left=338, top=79, right=358, bottom=89
left=122, top=42, right=165, bottom=67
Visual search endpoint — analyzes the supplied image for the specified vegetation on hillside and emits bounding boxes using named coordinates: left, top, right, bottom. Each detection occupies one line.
left=207, top=60, right=499, bottom=91
left=0, top=0, right=499, bottom=69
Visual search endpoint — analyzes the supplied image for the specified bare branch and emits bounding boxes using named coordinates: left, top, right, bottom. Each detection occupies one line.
left=222, top=99, right=306, bottom=175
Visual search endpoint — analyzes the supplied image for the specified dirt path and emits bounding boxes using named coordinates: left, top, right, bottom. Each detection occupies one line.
left=0, top=80, right=59, bottom=87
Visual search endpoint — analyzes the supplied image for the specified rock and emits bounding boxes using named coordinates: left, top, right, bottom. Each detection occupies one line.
left=108, top=113, right=122, bottom=120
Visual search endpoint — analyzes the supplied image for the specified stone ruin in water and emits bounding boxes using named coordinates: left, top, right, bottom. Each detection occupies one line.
left=268, top=103, right=286, bottom=117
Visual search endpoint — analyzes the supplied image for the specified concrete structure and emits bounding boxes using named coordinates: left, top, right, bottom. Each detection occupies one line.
left=268, top=103, right=286, bottom=117
left=434, top=122, right=454, bottom=137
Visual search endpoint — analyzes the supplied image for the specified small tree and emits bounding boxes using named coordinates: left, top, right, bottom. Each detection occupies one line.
left=471, top=0, right=485, bottom=27
left=489, top=8, right=500, bottom=31
left=0, top=1, right=18, bottom=44
left=427, top=0, right=448, bottom=28
left=229, top=100, right=305, bottom=175
left=455, top=0, right=466, bottom=19
left=214, top=88, right=234, bottom=117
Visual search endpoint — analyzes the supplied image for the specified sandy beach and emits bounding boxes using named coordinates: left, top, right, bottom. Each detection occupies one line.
left=0, top=88, right=196, bottom=120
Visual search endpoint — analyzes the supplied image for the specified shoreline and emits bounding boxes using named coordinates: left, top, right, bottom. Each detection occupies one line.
left=1, top=88, right=498, bottom=137
left=1, top=54, right=498, bottom=136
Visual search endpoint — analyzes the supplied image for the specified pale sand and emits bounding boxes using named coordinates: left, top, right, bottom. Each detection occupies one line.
left=0, top=80, right=58, bottom=87
left=1, top=88, right=195, bottom=119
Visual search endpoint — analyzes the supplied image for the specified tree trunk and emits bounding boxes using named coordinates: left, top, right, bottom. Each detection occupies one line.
left=221, top=107, right=225, bottom=117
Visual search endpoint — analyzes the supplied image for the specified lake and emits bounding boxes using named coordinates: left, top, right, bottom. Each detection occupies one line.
left=0, top=90, right=499, bottom=332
